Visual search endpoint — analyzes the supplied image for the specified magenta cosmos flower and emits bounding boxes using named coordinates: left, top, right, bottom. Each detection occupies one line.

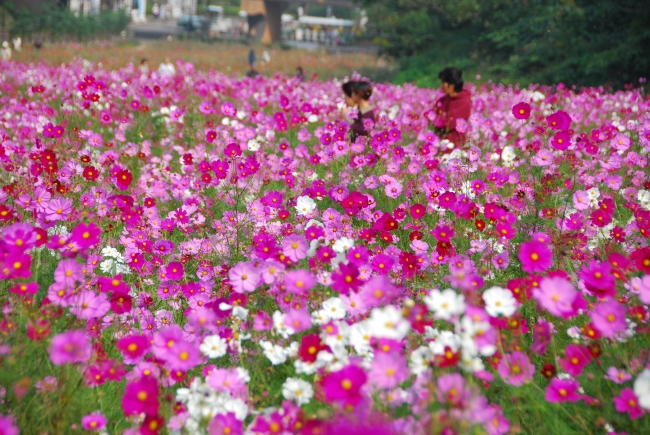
left=545, top=378, right=581, bottom=403
left=613, top=388, right=644, bottom=419
left=48, top=330, right=92, bottom=365
left=228, top=262, right=260, bottom=293
left=512, top=102, right=531, bottom=120
left=44, top=197, right=74, bottom=221
left=497, top=351, right=535, bottom=386
left=0, top=415, right=19, bottom=435
left=560, top=344, right=592, bottom=377
left=322, top=364, right=367, bottom=406
left=165, top=261, right=185, bottom=281
left=518, top=240, right=553, bottom=273
left=122, top=377, right=160, bottom=416
left=82, top=412, right=108, bottom=431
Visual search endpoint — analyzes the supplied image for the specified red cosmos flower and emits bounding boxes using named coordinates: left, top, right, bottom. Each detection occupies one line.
left=435, top=346, right=460, bottom=368
left=122, top=377, right=159, bottom=416
left=140, top=414, right=164, bottom=435
left=109, top=292, right=133, bottom=314
left=630, top=247, right=650, bottom=273
left=299, top=333, right=329, bottom=363
left=512, top=102, right=531, bottom=120
left=409, top=203, right=425, bottom=220
left=475, top=219, right=486, bottom=232
left=32, top=85, right=45, bottom=93
left=115, top=169, right=132, bottom=190
left=541, top=363, right=557, bottom=379
left=205, top=130, right=217, bottom=143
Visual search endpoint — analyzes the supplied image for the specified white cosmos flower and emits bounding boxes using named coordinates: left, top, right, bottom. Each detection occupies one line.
left=332, top=237, right=355, bottom=253
left=100, top=246, right=121, bottom=259
left=423, top=289, right=466, bottom=320
left=282, top=377, right=314, bottom=405
left=482, top=286, right=518, bottom=317
left=259, top=340, right=288, bottom=365
left=99, top=259, right=114, bottom=274
left=409, top=345, right=432, bottom=376
left=321, top=297, right=347, bottom=320
left=634, top=368, right=650, bottom=409
left=366, top=305, right=410, bottom=340
left=295, top=196, right=316, bottom=216
left=199, top=335, right=227, bottom=359
left=638, top=190, right=650, bottom=210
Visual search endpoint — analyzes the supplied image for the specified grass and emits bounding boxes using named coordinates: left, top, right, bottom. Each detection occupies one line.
left=11, top=39, right=392, bottom=81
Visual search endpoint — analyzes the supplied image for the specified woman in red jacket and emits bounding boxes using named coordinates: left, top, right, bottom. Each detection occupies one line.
left=433, top=67, right=472, bottom=151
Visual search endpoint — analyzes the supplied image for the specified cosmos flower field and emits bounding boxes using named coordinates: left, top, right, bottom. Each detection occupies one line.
left=1, top=59, right=650, bottom=435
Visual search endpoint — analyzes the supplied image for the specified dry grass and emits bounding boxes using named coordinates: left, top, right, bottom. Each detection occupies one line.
left=11, top=39, right=390, bottom=79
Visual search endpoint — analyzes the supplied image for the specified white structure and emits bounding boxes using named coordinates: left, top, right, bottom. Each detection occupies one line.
left=68, top=0, right=149, bottom=22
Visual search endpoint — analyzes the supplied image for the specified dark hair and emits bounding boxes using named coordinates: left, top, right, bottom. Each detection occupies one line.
left=140, top=58, right=147, bottom=64
left=296, top=66, right=303, bottom=74
left=438, top=67, right=463, bottom=92
left=342, top=81, right=355, bottom=97
left=352, top=81, right=373, bottom=100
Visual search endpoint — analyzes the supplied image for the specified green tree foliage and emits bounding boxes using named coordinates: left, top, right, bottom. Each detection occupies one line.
left=360, top=0, right=650, bottom=88
left=9, top=4, right=130, bottom=42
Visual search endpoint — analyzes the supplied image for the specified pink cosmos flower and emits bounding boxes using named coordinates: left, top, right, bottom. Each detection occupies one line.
left=281, top=234, right=308, bottom=262
left=283, top=269, right=316, bottom=294
left=53, top=258, right=84, bottom=287
left=368, top=351, right=408, bottom=389
left=207, top=368, right=246, bottom=397
left=590, top=298, right=627, bottom=338
left=152, top=325, right=184, bottom=359
left=69, top=291, right=110, bottom=319
left=533, top=277, right=578, bottom=319
left=572, top=190, right=590, bottom=210
left=48, top=330, right=92, bottom=365
left=2, top=222, right=37, bottom=252
left=228, top=262, right=260, bottom=293
left=322, top=364, right=367, bottom=406
left=545, top=378, right=581, bottom=403
left=605, top=367, right=632, bottom=384
left=81, top=412, right=108, bottom=431
left=284, top=309, right=312, bottom=333
left=0, top=415, right=19, bottom=435
left=165, top=339, right=201, bottom=371
left=497, top=351, right=534, bottom=386
left=613, top=388, right=644, bottom=419
left=518, top=240, right=553, bottom=273
left=208, top=412, right=243, bottom=435
left=45, top=198, right=73, bottom=221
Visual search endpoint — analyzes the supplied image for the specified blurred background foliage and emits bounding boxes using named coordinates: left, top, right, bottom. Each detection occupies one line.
left=359, top=0, right=650, bottom=89
left=6, top=3, right=129, bottom=42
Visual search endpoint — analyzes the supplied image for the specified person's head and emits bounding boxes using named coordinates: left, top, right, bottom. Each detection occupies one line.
left=352, top=81, right=373, bottom=103
left=164, top=57, right=171, bottom=64
left=296, top=66, right=303, bottom=74
left=438, top=67, right=463, bottom=96
left=2, top=41, right=8, bottom=49
left=140, top=58, right=147, bottom=65
left=342, top=81, right=356, bottom=107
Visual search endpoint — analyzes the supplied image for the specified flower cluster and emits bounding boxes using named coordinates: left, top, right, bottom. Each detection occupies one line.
left=0, top=59, right=649, bottom=435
